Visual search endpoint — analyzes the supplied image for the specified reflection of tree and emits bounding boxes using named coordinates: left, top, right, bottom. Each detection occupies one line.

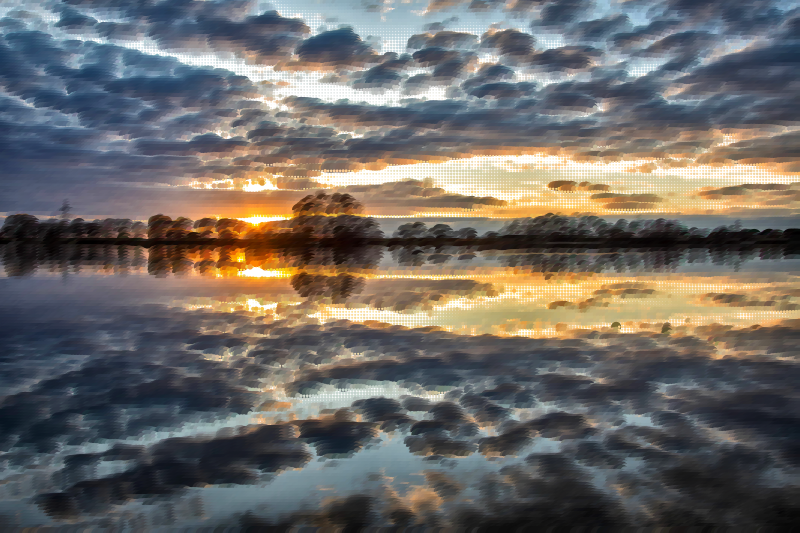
left=3, top=242, right=38, bottom=277
left=291, top=272, right=366, bottom=303
left=2, top=242, right=794, bottom=280
left=147, top=245, right=171, bottom=278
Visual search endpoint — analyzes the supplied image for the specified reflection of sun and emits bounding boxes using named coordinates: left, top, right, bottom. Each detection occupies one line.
left=239, top=267, right=292, bottom=278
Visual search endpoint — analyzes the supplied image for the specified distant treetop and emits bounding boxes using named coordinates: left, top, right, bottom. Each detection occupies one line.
left=292, top=192, right=364, bottom=217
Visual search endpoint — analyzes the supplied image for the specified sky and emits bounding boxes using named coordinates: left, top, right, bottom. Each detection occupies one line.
left=1, top=0, right=799, bottom=220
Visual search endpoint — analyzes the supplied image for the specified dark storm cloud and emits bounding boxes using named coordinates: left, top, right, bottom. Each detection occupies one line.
left=231, top=108, right=271, bottom=128
left=59, top=0, right=310, bottom=64
left=54, top=7, right=97, bottom=32
left=102, top=70, right=259, bottom=106
left=660, top=0, right=787, bottom=36
left=135, top=133, right=249, bottom=156
left=407, top=30, right=479, bottom=50
left=95, top=21, right=145, bottom=41
left=480, top=29, right=536, bottom=58
left=351, top=56, right=413, bottom=90
left=611, top=19, right=682, bottom=48
left=674, top=42, right=800, bottom=98
left=779, top=14, right=800, bottom=40
left=468, top=81, right=535, bottom=100
left=286, top=27, right=382, bottom=71
left=523, top=45, right=603, bottom=71
left=637, top=30, right=717, bottom=72
left=0, top=27, right=276, bottom=203
left=150, top=10, right=309, bottom=64
left=461, top=63, right=516, bottom=91
left=412, top=47, right=463, bottom=68
left=536, top=0, right=595, bottom=28
left=571, top=14, right=632, bottom=43
left=537, top=90, right=597, bottom=113
left=434, top=58, right=478, bottom=82
left=698, top=130, right=800, bottom=164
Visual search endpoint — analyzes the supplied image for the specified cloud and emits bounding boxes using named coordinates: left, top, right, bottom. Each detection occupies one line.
left=695, top=182, right=800, bottom=206
left=54, top=7, right=97, bottom=32
left=571, top=14, right=632, bottom=43
left=660, top=0, right=786, bottom=36
left=285, top=27, right=382, bottom=71
left=508, top=45, right=603, bottom=72
left=461, top=63, right=516, bottom=91
left=533, top=0, right=595, bottom=28
left=135, top=133, right=250, bottom=156
left=58, top=1, right=310, bottom=64
left=704, top=131, right=800, bottom=161
left=589, top=192, right=664, bottom=210
left=351, top=56, right=413, bottom=90
left=610, top=18, right=685, bottom=49
left=408, top=31, right=478, bottom=50
left=674, top=42, right=800, bottom=98
left=480, top=29, right=536, bottom=58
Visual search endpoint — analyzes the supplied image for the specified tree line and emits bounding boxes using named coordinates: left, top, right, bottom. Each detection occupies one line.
left=2, top=194, right=797, bottom=245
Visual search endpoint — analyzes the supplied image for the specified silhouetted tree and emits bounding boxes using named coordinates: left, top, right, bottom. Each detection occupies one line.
left=66, top=218, right=84, bottom=238
left=2, top=214, right=40, bottom=239
left=429, top=224, right=455, bottom=238
left=394, top=222, right=428, bottom=238
left=147, top=214, right=173, bottom=239
left=455, top=227, right=478, bottom=239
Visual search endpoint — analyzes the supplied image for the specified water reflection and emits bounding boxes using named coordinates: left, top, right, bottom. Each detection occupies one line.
left=5, top=241, right=798, bottom=282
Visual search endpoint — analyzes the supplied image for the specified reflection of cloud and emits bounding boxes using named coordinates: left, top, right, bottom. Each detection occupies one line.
left=3, top=290, right=800, bottom=527
left=548, top=283, right=659, bottom=312
left=697, top=291, right=800, bottom=310
left=39, top=423, right=312, bottom=518
left=355, top=279, right=499, bottom=313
